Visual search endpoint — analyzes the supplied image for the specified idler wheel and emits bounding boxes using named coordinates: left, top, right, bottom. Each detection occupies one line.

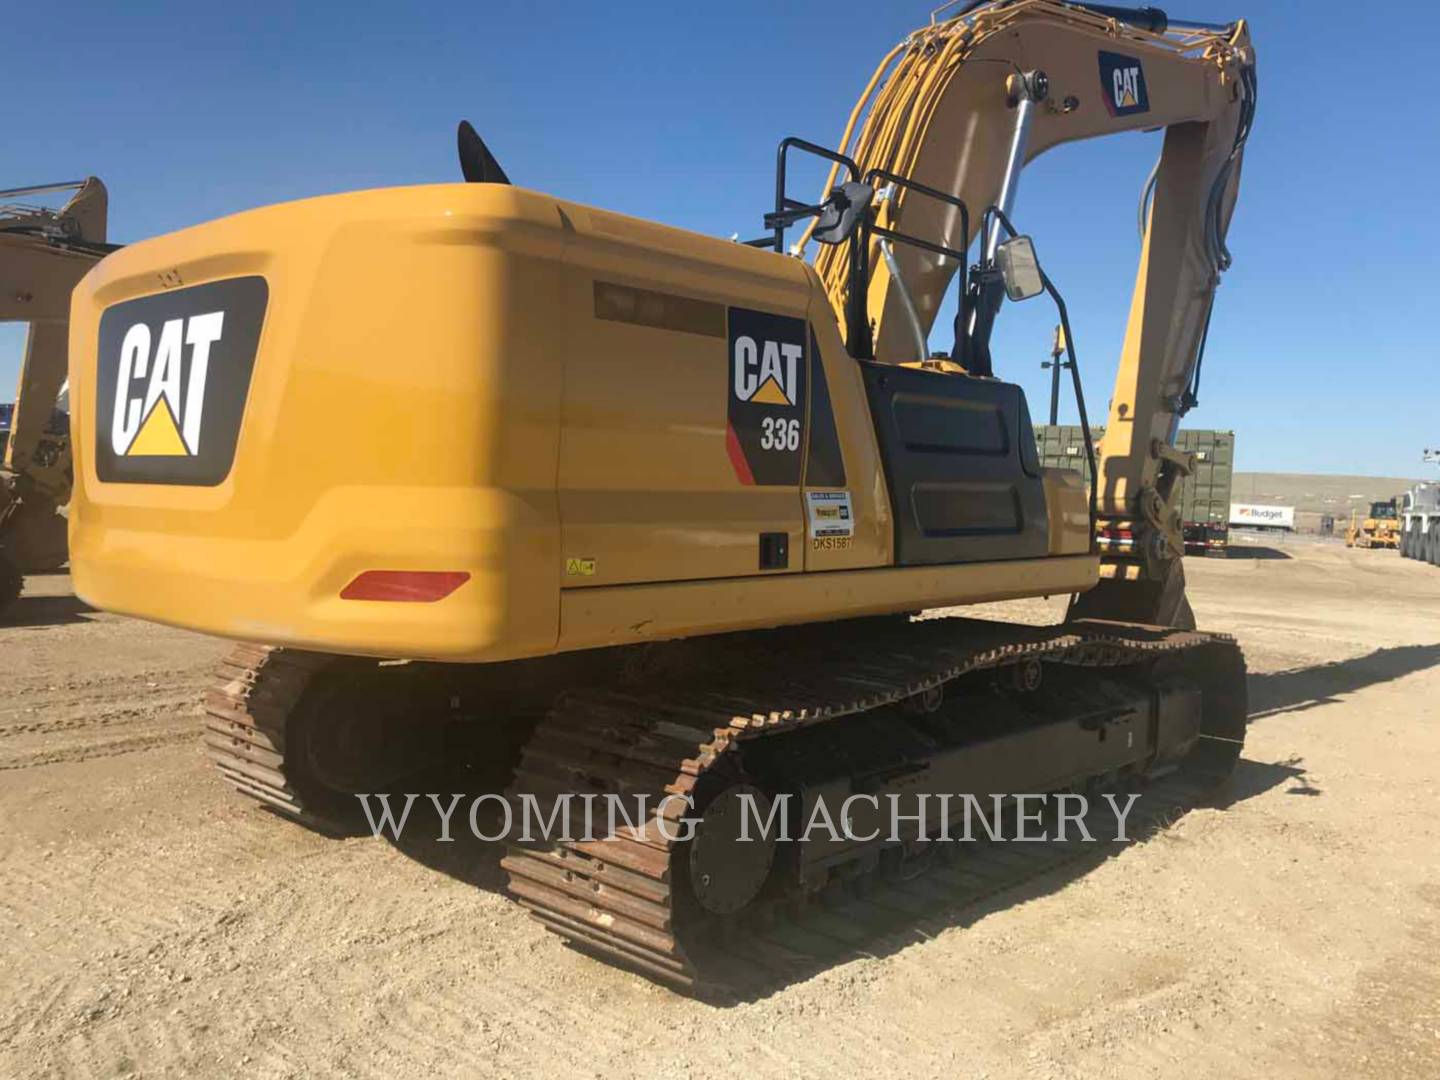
left=688, top=783, right=777, bottom=915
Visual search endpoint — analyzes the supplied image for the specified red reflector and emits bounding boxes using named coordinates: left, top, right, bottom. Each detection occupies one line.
left=340, top=570, right=470, bottom=602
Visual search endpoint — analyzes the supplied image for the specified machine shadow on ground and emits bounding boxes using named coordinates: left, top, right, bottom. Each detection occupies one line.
left=5, top=593, right=96, bottom=627
left=1247, top=643, right=1440, bottom=721
left=1219, top=645, right=1440, bottom=801
left=361, top=646, right=1440, bottom=1002
left=1225, top=754, right=1317, bottom=801
left=1222, top=545, right=1293, bottom=560
left=381, top=781, right=1286, bottom=1004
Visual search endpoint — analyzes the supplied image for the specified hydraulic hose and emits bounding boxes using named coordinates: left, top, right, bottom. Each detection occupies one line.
left=878, top=237, right=930, bottom=361
left=805, top=1, right=1249, bottom=365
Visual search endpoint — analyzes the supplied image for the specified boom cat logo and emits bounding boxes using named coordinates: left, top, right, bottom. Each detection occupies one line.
left=95, top=276, right=267, bottom=486
left=1099, top=51, right=1150, bottom=117
left=726, top=307, right=806, bottom=487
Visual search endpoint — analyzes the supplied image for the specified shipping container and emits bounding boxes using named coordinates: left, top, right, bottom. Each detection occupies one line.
left=1034, top=426, right=1235, bottom=556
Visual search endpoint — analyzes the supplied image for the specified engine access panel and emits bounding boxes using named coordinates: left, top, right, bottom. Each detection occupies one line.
left=860, top=362, right=1049, bottom=565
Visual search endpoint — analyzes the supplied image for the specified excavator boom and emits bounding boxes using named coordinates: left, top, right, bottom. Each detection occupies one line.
left=0, top=178, right=111, bottom=605
left=810, top=0, right=1254, bottom=609
left=2, top=178, right=110, bottom=481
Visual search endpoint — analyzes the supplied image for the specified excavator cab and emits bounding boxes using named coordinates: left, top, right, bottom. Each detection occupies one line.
left=752, top=136, right=1091, bottom=569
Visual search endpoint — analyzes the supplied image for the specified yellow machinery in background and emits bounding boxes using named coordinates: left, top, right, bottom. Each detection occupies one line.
left=67, top=2, right=1256, bottom=987
left=1346, top=500, right=1400, bottom=549
left=0, top=178, right=111, bottom=613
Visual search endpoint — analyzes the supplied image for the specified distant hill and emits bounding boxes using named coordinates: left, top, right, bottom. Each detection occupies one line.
left=1231, top=473, right=1424, bottom=516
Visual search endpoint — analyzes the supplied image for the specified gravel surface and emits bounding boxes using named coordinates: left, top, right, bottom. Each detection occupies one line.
left=2, top=535, right=1438, bottom=1078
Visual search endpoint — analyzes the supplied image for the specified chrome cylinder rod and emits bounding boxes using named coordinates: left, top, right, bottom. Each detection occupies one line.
left=984, top=87, right=1039, bottom=260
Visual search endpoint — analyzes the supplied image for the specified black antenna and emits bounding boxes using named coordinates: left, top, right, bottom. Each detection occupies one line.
left=457, top=121, right=511, bottom=185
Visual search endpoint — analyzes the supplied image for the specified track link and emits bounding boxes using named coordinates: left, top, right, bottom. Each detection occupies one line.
left=501, top=617, right=1246, bottom=990
left=204, top=645, right=338, bottom=829
left=203, top=618, right=1246, bottom=992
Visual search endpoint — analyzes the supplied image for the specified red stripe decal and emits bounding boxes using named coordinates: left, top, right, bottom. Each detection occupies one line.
left=725, top=421, right=755, bottom=485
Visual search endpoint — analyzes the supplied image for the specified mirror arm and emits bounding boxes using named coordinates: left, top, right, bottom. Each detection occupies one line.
left=981, top=205, right=1020, bottom=249
left=762, top=202, right=828, bottom=232
left=957, top=205, right=1021, bottom=370
left=960, top=266, right=1004, bottom=377
left=971, top=205, right=1094, bottom=527
left=847, top=220, right=874, bottom=360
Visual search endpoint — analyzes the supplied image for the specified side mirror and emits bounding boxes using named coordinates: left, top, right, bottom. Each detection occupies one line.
left=996, top=235, right=1045, bottom=301
left=811, top=182, right=874, bottom=246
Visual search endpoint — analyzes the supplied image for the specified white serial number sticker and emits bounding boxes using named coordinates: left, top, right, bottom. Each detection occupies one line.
left=806, top=490, right=854, bottom=539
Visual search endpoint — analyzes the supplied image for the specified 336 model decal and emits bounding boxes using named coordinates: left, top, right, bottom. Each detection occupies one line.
left=726, top=307, right=807, bottom=486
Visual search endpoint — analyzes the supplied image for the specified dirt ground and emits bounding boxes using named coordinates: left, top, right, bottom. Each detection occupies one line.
left=3, top=534, right=1438, bottom=1079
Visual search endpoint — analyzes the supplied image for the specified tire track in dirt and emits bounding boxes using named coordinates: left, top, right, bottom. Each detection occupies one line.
left=0, top=668, right=210, bottom=727
left=1, top=828, right=552, bottom=1079
left=4, top=552, right=1440, bottom=1078
left=0, top=843, right=312, bottom=1075
left=0, top=666, right=212, bottom=771
left=0, top=727, right=202, bottom=771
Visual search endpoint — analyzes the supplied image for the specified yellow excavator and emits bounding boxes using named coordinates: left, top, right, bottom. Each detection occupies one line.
left=67, top=1, right=1255, bottom=987
left=0, top=178, right=112, bottom=614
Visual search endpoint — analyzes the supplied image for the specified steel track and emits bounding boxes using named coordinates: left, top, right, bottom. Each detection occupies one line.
left=203, top=617, right=1247, bottom=992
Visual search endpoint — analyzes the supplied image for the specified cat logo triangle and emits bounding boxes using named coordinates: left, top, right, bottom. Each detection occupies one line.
left=126, top=398, right=188, bottom=456
left=751, top=376, right=792, bottom=406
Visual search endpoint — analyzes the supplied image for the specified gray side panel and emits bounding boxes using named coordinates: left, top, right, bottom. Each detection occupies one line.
left=862, top=363, right=1048, bottom=565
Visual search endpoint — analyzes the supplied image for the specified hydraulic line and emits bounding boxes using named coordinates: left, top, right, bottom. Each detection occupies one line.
left=800, top=1, right=1248, bottom=363
left=1138, top=154, right=1161, bottom=240
left=878, top=237, right=929, bottom=361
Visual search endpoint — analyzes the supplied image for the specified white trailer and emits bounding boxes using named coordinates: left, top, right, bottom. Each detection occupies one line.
left=1400, top=450, right=1440, bottom=565
left=1230, top=503, right=1295, bottom=531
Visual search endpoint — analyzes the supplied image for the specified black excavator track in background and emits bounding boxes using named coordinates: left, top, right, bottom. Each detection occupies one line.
left=204, top=615, right=1246, bottom=993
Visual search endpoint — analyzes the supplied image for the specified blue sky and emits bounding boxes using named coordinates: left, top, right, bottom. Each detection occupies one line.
left=3, top=1, right=1435, bottom=477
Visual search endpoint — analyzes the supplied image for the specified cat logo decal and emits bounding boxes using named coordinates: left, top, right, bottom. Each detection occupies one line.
left=96, top=276, right=267, bottom=486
